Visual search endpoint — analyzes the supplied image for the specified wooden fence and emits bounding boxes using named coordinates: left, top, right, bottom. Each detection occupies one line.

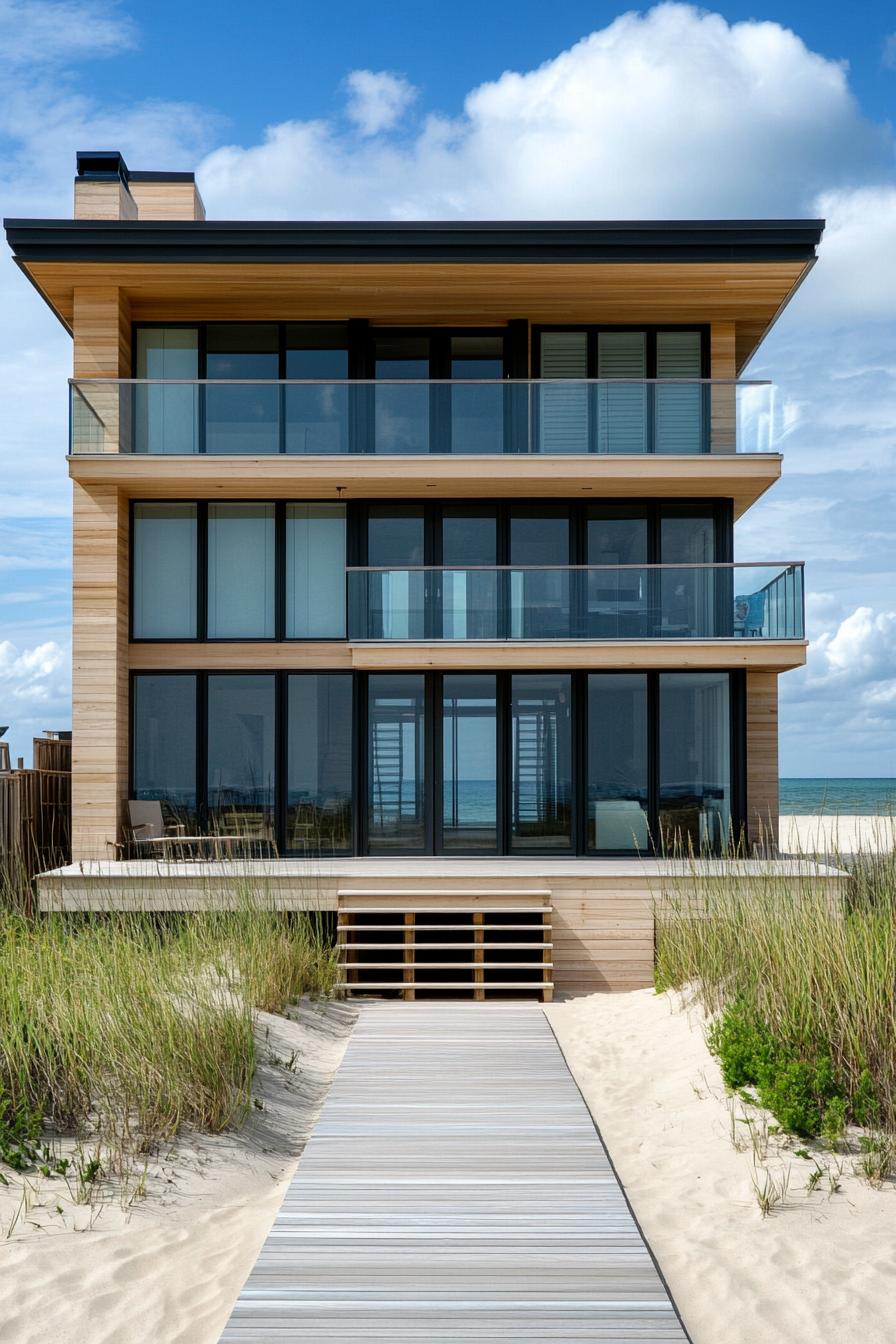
left=0, top=734, right=71, bottom=904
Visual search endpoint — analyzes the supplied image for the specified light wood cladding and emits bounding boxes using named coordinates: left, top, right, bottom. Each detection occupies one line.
left=128, top=180, right=205, bottom=221
left=71, top=483, right=129, bottom=860
left=710, top=321, right=737, bottom=454
left=746, top=670, right=779, bottom=849
left=128, top=639, right=806, bottom=674
left=28, top=260, right=809, bottom=367
left=73, top=180, right=137, bottom=221
left=72, top=288, right=131, bottom=377
left=69, top=452, right=782, bottom=518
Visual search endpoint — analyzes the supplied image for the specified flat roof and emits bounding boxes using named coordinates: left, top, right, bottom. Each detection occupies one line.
left=4, top=217, right=824, bottom=265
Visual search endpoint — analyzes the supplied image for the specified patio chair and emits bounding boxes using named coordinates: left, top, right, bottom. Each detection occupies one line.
left=127, top=799, right=187, bottom=856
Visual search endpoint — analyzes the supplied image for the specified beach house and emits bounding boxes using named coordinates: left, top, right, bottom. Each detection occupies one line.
left=4, top=151, right=826, bottom=997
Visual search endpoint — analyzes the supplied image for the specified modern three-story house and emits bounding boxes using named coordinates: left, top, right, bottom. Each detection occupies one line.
left=4, top=151, right=823, bottom=999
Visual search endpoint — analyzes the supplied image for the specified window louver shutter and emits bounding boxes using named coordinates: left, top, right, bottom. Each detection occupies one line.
left=539, top=331, right=588, bottom=454
left=655, top=331, right=703, bottom=454
left=597, top=332, right=647, bottom=453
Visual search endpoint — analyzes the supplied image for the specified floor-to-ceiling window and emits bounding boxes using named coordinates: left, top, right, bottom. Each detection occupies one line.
left=132, top=503, right=197, bottom=639
left=287, top=674, right=353, bottom=852
left=205, top=324, right=279, bottom=455
left=442, top=674, right=498, bottom=851
left=207, top=504, right=276, bottom=639
left=510, top=674, right=573, bottom=851
left=586, top=674, right=649, bottom=852
left=367, top=674, right=427, bottom=852
left=207, top=674, right=276, bottom=842
left=509, top=508, right=571, bottom=640
left=285, top=504, right=347, bottom=638
left=659, top=671, right=732, bottom=852
left=132, top=674, right=197, bottom=830
left=364, top=505, right=426, bottom=640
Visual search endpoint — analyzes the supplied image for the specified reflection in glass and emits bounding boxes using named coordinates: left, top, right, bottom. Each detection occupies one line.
left=587, top=675, right=649, bottom=852
left=655, top=331, right=704, bottom=454
left=366, top=506, right=425, bottom=639
left=538, top=330, right=589, bottom=454
left=450, top=336, right=504, bottom=454
left=285, top=325, right=349, bottom=454
left=659, top=672, right=731, bottom=853
left=509, top=510, right=570, bottom=639
left=135, top=328, right=199, bottom=455
left=442, top=675, right=497, bottom=850
left=132, top=503, right=197, bottom=638
left=511, top=674, right=572, bottom=850
left=597, top=331, right=647, bottom=453
left=207, top=674, right=276, bottom=845
left=132, top=674, right=197, bottom=831
left=207, top=504, right=276, bottom=639
left=586, top=509, right=649, bottom=638
left=660, top=510, right=717, bottom=637
left=441, top=509, right=498, bottom=639
left=367, top=674, right=426, bottom=851
left=374, top=337, right=430, bottom=454
left=285, top=504, right=346, bottom=638
left=287, top=674, right=352, bottom=852
left=206, top=324, right=279, bottom=454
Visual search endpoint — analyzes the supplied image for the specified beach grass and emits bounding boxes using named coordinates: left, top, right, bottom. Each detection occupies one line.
left=0, top=884, right=339, bottom=1169
left=655, top=850, right=896, bottom=1137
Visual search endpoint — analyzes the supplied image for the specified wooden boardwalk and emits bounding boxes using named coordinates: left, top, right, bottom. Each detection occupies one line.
left=220, top=1003, right=690, bottom=1342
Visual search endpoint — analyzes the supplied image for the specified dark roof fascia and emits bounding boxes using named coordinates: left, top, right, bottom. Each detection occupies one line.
left=3, top=218, right=824, bottom=266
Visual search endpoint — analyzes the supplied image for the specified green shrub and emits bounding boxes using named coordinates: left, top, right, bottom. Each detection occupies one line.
left=707, top=999, right=775, bottom=1090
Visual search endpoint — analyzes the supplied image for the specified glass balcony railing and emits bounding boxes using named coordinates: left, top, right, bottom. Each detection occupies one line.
left=346, top=563, right=804, bottom=641
left=69, top=378, right=777, bottom=456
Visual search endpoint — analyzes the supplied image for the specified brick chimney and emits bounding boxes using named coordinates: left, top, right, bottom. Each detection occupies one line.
left=74, top=151, right=205, bottom=221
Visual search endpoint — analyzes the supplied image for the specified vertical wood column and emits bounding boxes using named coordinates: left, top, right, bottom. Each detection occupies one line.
left=473, top=910, right=485, bottom=1001
left=746, top=670, right=779, bottom=852
left=710, top=321, right=737, bottom=454
left=403, top=912, right=416, bottom=1001
left=71, top=288, right=131, bottom=859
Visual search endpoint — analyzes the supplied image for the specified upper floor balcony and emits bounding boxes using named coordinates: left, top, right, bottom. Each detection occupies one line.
left=70, top=377, right=776, bottom=458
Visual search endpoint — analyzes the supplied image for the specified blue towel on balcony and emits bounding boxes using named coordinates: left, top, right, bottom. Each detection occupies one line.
left=734, top=590, right=766, bottom=636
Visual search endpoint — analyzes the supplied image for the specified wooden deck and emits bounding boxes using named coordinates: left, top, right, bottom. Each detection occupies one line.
left=219, top=1003, right=690, bottom=1342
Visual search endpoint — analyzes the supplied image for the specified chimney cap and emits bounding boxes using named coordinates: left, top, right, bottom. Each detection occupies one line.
left=76, top=150, right=130, bottom=183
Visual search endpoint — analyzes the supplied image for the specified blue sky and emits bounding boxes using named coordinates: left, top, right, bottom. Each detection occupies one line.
left=0, top=0, right=894, bottom=777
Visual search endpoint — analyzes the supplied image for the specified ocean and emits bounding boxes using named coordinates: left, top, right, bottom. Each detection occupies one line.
left=779, top=779, right=896, bottom=816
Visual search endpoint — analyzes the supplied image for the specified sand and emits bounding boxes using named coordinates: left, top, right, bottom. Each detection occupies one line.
left=547, top=989, right=896, bottom=1344
left=779, top=814, right=896, bottom=857
left=0, top=996, right=356, bottom=1344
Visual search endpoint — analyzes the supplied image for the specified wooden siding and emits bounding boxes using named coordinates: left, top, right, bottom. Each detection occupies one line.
left=73, top=180, right=137, bottom=222
left=127, top=180, right=205, bottom=221
left=710, top=321, right=737, bottom=454
left=219, top=1002, right=690, bottom=1343
left=746, top=670, right=779, bottom=849
left=69, top=453, right=782, bottom=519
left=30, top=259, right=808, bottom=368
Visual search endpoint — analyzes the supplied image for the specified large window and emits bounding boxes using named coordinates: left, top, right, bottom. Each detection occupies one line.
left=286, top=504, right=347, bottom=638
left=135, top=328, right=199, bottom=455
left=132, top=503, right=197, bottom=638
left=587, top=674, right=649, bottom=853
left=285, top=324, right=349, bottom=455
left=205, top=325, right=279, bottom=455
left=509, top=507, right=571, bottom=640
left=510, top=674, right=573, bottom=851
left=659, top=672, right=732, bottom=853
left=287, top=674, right=353, bottom=852
left=130, top=669, right=740, bottom=856
left=442, top=675, right=498, bottom=851
left=132, top=674, right=197, bottom=828
left=207, top=504, right=276, bottom=639
left=207, top=674, right=276, bottom=843
left=367, top=674, right=426, bottom=852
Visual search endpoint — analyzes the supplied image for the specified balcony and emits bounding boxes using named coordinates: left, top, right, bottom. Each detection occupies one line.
left=70, top=378, right=776, bottom=457
left=346, top=563, right=804, bottom=642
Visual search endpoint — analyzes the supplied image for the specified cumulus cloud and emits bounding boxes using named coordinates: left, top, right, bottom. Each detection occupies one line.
left=0, top=639, right=69, bottom=706
left=199, top=5, right=892, bottom=220
left=345, top=70, right=416, bottom=137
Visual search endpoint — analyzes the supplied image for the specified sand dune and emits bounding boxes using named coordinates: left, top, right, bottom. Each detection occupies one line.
left=779, top=814, right=896, bottom=856
left=548, top=989, right=896, bottom=1344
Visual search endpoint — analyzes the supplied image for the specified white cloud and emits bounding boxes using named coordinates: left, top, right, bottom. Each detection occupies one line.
left=0, top=638, right=68, bottom=703
left=345, top=70, right=416, bottom=137
left=199, top=5, right=892, bottom=220
left=0, top=0, right=134, bottom=68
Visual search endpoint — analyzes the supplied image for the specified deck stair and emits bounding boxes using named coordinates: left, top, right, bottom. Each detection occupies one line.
left=337, top=888, right=553, bottom=1002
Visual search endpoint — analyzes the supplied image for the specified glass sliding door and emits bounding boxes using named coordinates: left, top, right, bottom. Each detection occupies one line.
left=442, top=675, right=498, bottom=851
left=509, top=508, right=571, bottom=639
left=450, top=336, right=505, bottom=454
left=285, top=503, right=346, bottom=638
left=207, top=674, right=276, bottom=845
left=367, top=674, right=426, bottom=852
left=364, top=506, right=425, bottom=639
left=374, top=336, right=430, bottom=454
left=132, top=674, right=197, bottom=831
left=586, top=674, right=649, bottom=852
left=287, top=674, right=353, bottom=853
left=132, top=503, right=197, bottom=638
left=207, top=503, right=276, bottom=638
left=441, top=508, right=498, bottom=639
left=510, top=674, right=572, bottom=851
left=585, top=507, right=649, bottom=638
left=205, top=324, right=279, bottom=454
left=659, top=672, right=731, bottom=853
left=135, top=328, right=199, bottom=454
left=659, top=508, right=717, bottom=637
left=285, top=324, right=349, bottom=454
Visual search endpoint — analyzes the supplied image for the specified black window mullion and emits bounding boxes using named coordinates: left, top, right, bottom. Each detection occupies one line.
left=431, top=672, right=442, bottom=856
left=275, top=501, right=286, bottom=644
left=497, top=672, right=508, bottom=855
left=357, top=672, right=368, bottom=856
left=573, top=672, right=585, bottom=855
left=424, top=672, right=437, bottom=855
left=198, top=672, right=208, bottom=837
left=648, top=671, right=659, bottom=856
left=198, top=503, right=208, bottom=640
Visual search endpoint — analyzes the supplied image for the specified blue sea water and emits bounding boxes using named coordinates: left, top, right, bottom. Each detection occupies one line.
left=779, top=779, right=896, bottom=816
